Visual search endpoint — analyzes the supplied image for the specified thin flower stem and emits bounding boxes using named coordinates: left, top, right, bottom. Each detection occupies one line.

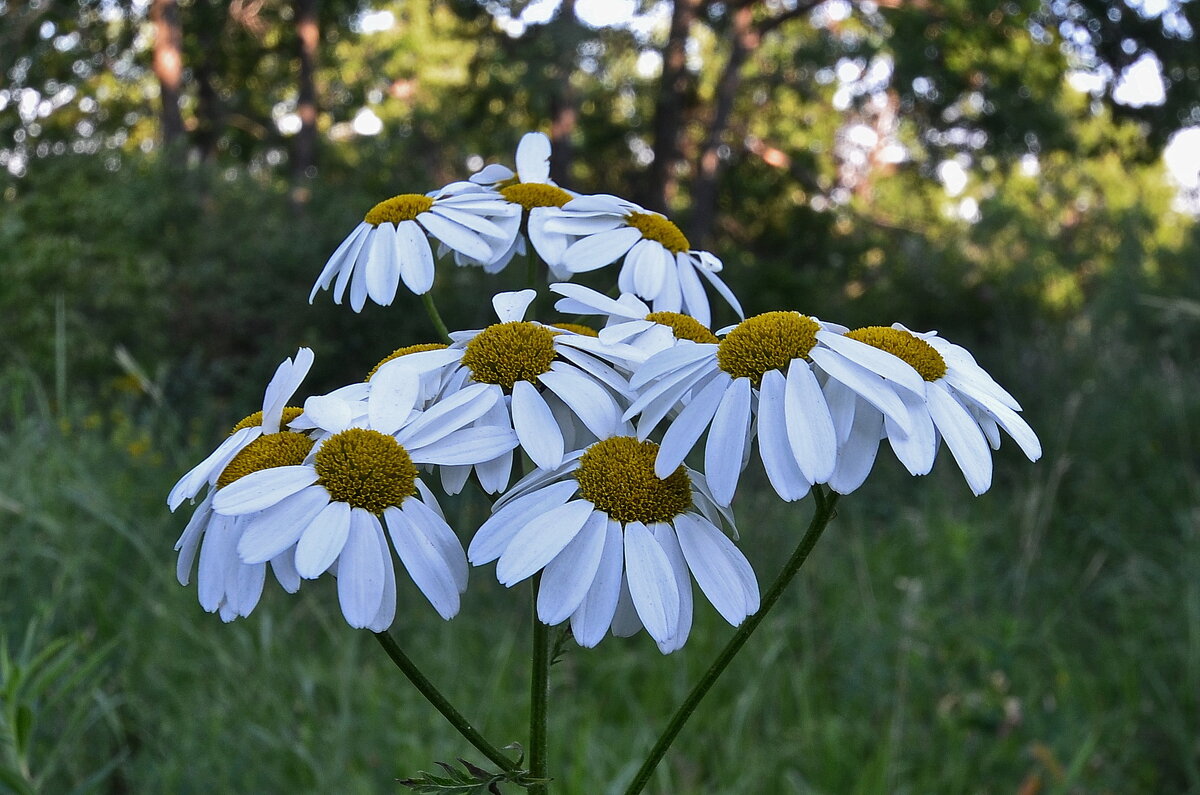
left=421, top=291, right=453, bottom=344
left=528, top=573, right=551, bottom=794
left=372, top=630, right=519, bottom=774
left=622, top=488, right=841, bottom=795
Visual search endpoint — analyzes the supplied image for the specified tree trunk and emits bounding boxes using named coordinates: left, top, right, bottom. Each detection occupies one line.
left=645, top=0, right=703, bottom=213
left=291, top=0, right=320, bottom=207
left=150, top=0, right=185, bottom=150
left=687, top=0, right=819, bottom=245
left=548, top=0, right=578, bottom=186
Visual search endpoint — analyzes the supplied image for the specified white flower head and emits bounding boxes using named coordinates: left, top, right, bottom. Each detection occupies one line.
left=825, top=324, right=1041, bottom=495
left=463, top=132, right=578, bottom=275
left=427, top=290, right=637, bottom=491
left=210, top=383, right=520, bottom=630
left=310, top=183, right=520, bottom=309
left=550, top=282, right=719, bottom=361
left=469, top=435, right=757, bottom=654
left=626, top=311, right=926, bottom=506
left=532, top=194, right=744, bottom=327
left=169, top=348, right=315, bottom=621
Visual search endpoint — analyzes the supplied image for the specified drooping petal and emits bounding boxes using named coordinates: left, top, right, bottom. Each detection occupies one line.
left=783, top=360, right=837, bottom=484
left=538, top=362, right=620, bottom=439
left=623, top=521, right=680, bottom=645
left=403, top=496, right=469, bottom=593
left=411, top=426, right=519, bottom=466
left=828, top=397, right=884, bottom=495
left=311, top=223, right=371, bottom=302
left=757, top=369, right=812, bottom=501
left=651, top=523, right=693, bottom=654
left=366, top=519, right=398, bottom=632
left=926, top=381, right=993, bottom=495
left=703, top=375, right=752, bottom=506
left=510, top=379, right=566, bottom=470
left=537, top=511, right=608, bottom=625
left=365, top=221, right=402, bottom=306
left=386, top=505, right=461, bottom=619
left=495, top=500, right=594, bottom=587
left=570, top=520, right=625, bottom=647
left=395, top=219, right=436, bottom=294
left=673, top=513, right=759, bottom=624
left=294, top=499, right=352, bottom=578
left=418, top=211, right=492, bottom=262
left=336, top=508, right=387, bottom=629
left=212, top=465, right=320, bottom=515
left=397, top=382, right=498, bottom=450
left=237, top=484, right=330, bottom=564
left=468, top=479, right=579, bottom=565
left=654, top=372, right=731, bottom=478
left=560, top=227, right=643, bottom=273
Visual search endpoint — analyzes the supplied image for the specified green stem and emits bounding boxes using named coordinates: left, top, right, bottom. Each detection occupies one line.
left=622, top=488, right=841, bottom=795
left=372, top=630, right=518, bottom=774
left=528, top=574, right=551, bottom=794
left=421, top=291, right=452, bottom=344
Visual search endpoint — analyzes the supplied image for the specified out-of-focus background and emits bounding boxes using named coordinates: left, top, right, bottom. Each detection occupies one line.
left=1, top=1, right=1198, bottom=792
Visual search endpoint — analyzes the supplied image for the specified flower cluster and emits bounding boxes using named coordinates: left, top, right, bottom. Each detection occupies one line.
left=170, top=132, right=1040, bottom=653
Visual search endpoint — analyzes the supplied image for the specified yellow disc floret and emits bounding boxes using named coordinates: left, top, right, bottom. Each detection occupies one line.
left=364, top=194, right=436, bottom=226
left=716, top=311, right=820, bottom=387
left=230, top=406, right=305, bottom=434
left=313, top=428, right=417, bottom=514
left=645, top=311, right=719, bottom=344
left=550, top=323, right=599, bottom=337
left=845, top=326, right=947, bottom=382
left=216, top=432, right=315, bottom=489
left=461, top=321, right=558, bottom=390
left=625, top=211, right=691, bottom=254
left=574, top=437, right=692, bottom=525
left=367, top=342, right=449, bottom=381
left=500, top=183, right=572, bottom=211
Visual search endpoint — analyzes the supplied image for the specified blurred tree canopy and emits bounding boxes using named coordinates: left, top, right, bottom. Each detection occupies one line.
left=1, top=0, right=1197, bottom=408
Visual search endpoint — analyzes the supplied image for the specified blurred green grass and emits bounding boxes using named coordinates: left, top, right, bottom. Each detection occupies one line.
left=1, top=309, right=1197, bottom=793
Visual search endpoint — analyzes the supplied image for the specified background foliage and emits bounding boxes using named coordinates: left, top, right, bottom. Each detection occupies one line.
left=1, top=0, right=1198, bottom=792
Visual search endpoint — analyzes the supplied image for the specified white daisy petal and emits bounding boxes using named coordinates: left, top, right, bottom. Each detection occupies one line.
left=537, top=511, right=608, bottom=625
left=261, top=348, right=315, bottom=432
left=295, top=499, right=352, bottom=578
left=395, top=219, right=436, bottom=294
left=926, top=381, right=993, bottom=495
left=676, top=256, right=710, bottom=328
left=397, top=383, right=498, bottom=449
left=237, top=484, right=329, bottom=564
left=516, top=131, right=552, bottom=183
left=629, top=342, right=716, bottom=389
left=623, top=521, right=680, bottom=644
left=471, top=163, right=514, bottom=184
left=886, top=388, right=938, bottom=476
left=386, top=505, right=461, bottom=619
left=570, top=520, right=625, bottom=647
left=168, top=427, right=258, bottom=510
left=365, top=221, right=401, bottom=305
left=757, top=369, right=813, bottom=501
left=331, top=227, right=364, bottom=305
left=655, top=372, right=731, bottom=478
left=550, top=282, right=642, bottom=318
left=783, top=360, right=837, bottom=484
left=495, top=499, right=594, bottom=586
left=366, top=518, right=398, bottom=632
left=651, top=523, right=693, bottom=654
left=418, top=211, right=492, bottom=262
left=337, top=509, right=387, bottom=629
left=430, top=205, right=509, bottom=239
left=349, top=237, right=371, bottom=312
left=368, top=366, right=422, bottom=434
left=212, top=465, right=319, bottom=515
left=511, top=380, right=566, bottom=469
left=301, top=394, right=355, bottom=435
left=269, top=547, right=301, bottom=593
left=561, top=227, right=643, bottom=272
left=410, top=426, right=518, bottom=466
left=828, top=399, right=884, bottom=495
left=696, top=266, right=744, bottom=318
left=469, top=479, right=579, bottom=564
left=809, top=347, right=912, bottom=434
left=538, top=362, right=620, bottom=438
left=628, top=239, right=667, bottom=299
left=197, top=513, right=237, bottom=612
left=311, top=223, right=371, bottom=302
left=174, top=493, right=214, bottom=585
left=674, top=512, right=758, bottom=624
left=401, top=496, right=468, bottom=593
left=493, top=289, right=537, bottom=323
left=816, top=330, right=925, bottom=395
left=954, top=385, right=1042, bottom=461
left=704, top=376, right=752, bottom=506
left=610, top=574, right=643, bottom=637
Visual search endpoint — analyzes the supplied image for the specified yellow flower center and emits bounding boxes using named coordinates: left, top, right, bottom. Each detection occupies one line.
left=461, top=321, right=558, bottom=390
left=367, top=342, right=449, bottom=381
left=645, top=311, right=719, bottom=344
left=625, top=211, right=691, bottom=254
left=716, top=311, right=820, bottom=387
left=216, top=432, right=315, bottom=489
left=844, top=326, right=947, bottom=382
left=313, top=428, right=418, bottom=514
left=500, top=183, right=572, bottom=211
left=574, top=437, right=692, bottom=525
left=364, top=194, right=435, bottom=226
left=230, top=406, right=305, bottom=434
left=550, top=322, right=598, bottom=337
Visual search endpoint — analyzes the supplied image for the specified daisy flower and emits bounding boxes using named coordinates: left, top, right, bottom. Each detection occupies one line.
left=210, top=384, right=520, bottom=630
left=532, top=194, right=743, bottom=327
left=309, top=183, right=520, bottom=309
left=169, top=348, right=315, bottom=621
left=627, top=311, right=926, bottom=506
left=465, top=131, right=578, bottom=276
left=826, top=324, right=1041, bottom=495
left=428, top=290, right=636, bottom=480
left=550, top=282, right=719, bottom=360
left=468, top=435, right=758, bottom=654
